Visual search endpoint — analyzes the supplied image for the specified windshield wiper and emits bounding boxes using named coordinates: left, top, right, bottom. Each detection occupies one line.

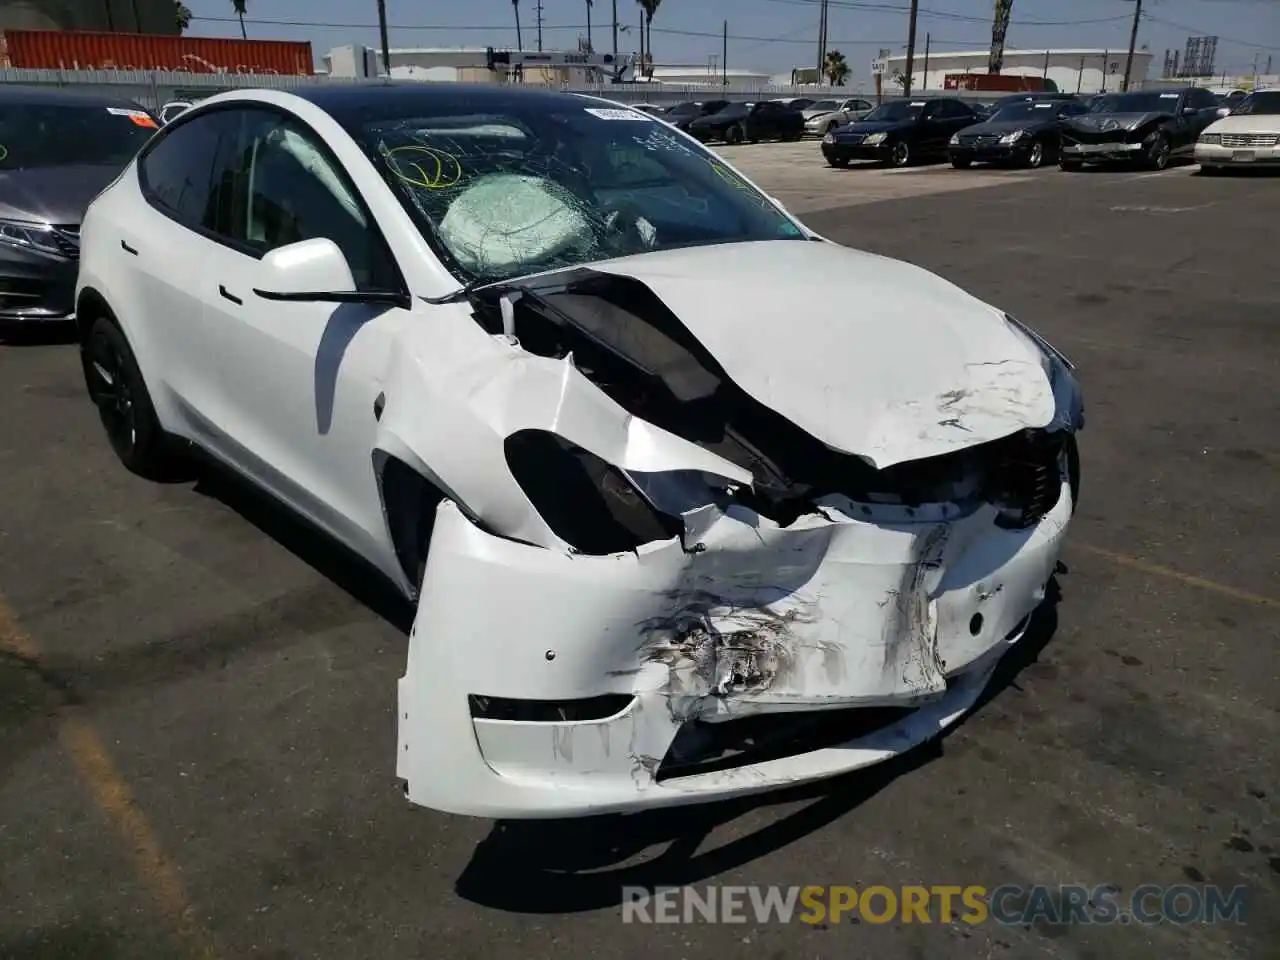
left=420, top=276, right=511, bottom=305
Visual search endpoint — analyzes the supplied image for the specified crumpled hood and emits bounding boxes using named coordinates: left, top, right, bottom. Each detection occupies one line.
left=1066, top=111, right=1168, bottom=133
left=594, top=240, right=1056, bottom=469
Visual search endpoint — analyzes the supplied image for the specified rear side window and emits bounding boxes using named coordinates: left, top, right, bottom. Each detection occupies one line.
left=138, top=112, right=225, bottom=229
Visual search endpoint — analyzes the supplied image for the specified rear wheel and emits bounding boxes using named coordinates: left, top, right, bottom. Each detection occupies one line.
left=81, top=315, right=174, bottom=478
left=889, top=141, right=911, bottom=168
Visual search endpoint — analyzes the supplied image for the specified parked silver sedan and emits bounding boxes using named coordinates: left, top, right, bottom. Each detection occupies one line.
left=803, top=97, right=875, bottom=136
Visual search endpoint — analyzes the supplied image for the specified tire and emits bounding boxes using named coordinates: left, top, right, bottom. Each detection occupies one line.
left=889, top=141, right=911, bottom=168
left=1060, top=159, right=1083, bottom=172
left=725, top=124, right=744, bottom=145
left=1025, top=139, right=1046, bottom=169
left=81, top=315, right=174, bottom=478
left=1146, top=132, right=1171, bottom=171
left=951, top=158, right=972, bottom=169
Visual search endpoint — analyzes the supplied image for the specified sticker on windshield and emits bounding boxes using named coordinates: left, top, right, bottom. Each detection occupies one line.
left=107, top=106, right=157, bottom=127
left=584, top=107, right=653, bottom=121
left=1034, top=102, right=1054, bottom=108
left=1160, top=93, right=1180, bottom=98
left=909, top=101, right=926, bottom=106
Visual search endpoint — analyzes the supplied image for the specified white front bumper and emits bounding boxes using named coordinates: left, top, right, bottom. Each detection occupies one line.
left=1196, top=142, right=1280, bottom=165
left=397, top=474, right=1073, bottom=819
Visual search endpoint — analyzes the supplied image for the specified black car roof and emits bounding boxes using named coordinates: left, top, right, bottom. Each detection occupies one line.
left=288, top=81, right=611, bottom=125
left=0, top=84, right=151, bottom=112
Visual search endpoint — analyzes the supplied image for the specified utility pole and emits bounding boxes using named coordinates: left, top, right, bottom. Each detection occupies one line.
left=903, top=0, right=920, bottom=96
left=989, top=0, right=1013, bottom=74
left=536, top=0, right=544, bottom=52
left=922, top=32, right=930, bottom=91
left=1122, top=0, right=1142, bottom=91
left=816, top=0, right=828, bottom=74
left=612, top=0, right=618, bottom=61
left=376, top=0, right=390, bottom=79
left=723, top=20, right=728, bottom=86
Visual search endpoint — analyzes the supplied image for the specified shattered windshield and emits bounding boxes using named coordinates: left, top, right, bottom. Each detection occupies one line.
left=1233, top=91, right=1280, bottom=115
left=1090, top=92, right=1180, bottom=114
left=358, top=102, right=805, bottom=283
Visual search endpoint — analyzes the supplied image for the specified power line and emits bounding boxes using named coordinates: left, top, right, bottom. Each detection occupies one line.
left=188, top=15, right=984, bottom=48
left=1143, top=13, right=1280, bottom=52
left=759, top=0, right=1133, bottom=27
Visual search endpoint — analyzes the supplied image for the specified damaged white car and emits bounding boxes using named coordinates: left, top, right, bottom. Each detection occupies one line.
left=75, top=84, right=1083, bottom=818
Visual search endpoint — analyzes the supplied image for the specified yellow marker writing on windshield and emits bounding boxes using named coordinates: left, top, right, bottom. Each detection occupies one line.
left=389, top=145, right=463, bottom=189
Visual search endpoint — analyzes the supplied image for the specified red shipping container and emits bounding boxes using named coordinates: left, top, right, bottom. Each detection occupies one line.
left=943, top=72, right=1049, bottom=93
left=0, top=30, right=313, bottom=76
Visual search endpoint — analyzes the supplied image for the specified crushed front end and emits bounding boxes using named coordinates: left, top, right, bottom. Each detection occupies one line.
left=393, top=256, right=1083, bottom=818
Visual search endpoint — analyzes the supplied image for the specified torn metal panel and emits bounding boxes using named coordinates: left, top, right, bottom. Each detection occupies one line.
left=397, top=465, right=1071, bottom=818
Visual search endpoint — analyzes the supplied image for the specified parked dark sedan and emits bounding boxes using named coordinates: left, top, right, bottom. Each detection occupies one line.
left=1060, top=87, right=1222, bottom=170
left=0, top=86, right=158, bottom=328
left=687, top=100, right=805, bottom=144
left=949, top=97, right=1091, bottom=168
left=663, top=99, right=731, bottom=133
left=822, top=97, right=979, bottom=167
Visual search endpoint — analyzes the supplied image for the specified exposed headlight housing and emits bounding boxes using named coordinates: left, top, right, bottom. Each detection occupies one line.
left=863, top=132, right=887, bottom=145
left=504, top=429, right=682, bottom=555
left=0, top=219, right=70, bottom=260
left=999, top=130, right=1026, bottom=144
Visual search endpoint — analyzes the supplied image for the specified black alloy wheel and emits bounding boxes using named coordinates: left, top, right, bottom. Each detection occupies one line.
left=81, top=316, right=171, bottom=477
left=889, top=141, right=911, bottom=167
left=1026, top=140, right=1045, bottom=168
left=1146, top=133, right=1171, bottom=171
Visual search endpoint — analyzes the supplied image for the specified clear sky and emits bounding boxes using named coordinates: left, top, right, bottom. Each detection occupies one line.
left=185, top=0, right=1279, bottom=80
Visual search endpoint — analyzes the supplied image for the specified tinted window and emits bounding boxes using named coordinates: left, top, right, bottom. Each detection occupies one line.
left=194, top=109, right=395, bottom=291
left=139, top=111, right=225, bottom=227
left=942, top=100, right=973, bottom=118
left=0, top=101, right=157, bottom=172
left=863, top=101, right=926, bottom=121
left=1234, top=91, right=1280, bottom=115
left=991, top=101, right=1065, bottom=122
left=1192, top=89, right=1220, bottom=109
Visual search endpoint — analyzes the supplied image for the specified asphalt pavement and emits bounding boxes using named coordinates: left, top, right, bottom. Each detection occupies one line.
left=1, top=156, right=1277, bottom=960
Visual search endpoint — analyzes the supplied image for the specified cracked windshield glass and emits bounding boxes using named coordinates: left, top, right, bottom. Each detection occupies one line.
left=357, top=100, right=805, bottom=283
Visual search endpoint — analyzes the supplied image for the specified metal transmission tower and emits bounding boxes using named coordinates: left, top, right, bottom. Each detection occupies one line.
left=988, top=0, right=1013, bottom=74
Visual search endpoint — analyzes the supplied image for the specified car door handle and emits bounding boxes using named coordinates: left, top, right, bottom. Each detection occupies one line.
left=218, top=285, right=243, bottom=306
left=120, top=240, right=138, bottom=255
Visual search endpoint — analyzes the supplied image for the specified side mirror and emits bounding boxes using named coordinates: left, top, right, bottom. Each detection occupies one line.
left=1181, top=106, right=1199, bottom=116
left=253, top=238, right=408, bottom=308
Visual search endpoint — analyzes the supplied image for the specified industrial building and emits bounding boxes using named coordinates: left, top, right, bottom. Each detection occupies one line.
left=0, top=0, right=179, bottom=35
left=885, top=48, right=1154, bottom=96
left=322, top=44, right=625, bottom=86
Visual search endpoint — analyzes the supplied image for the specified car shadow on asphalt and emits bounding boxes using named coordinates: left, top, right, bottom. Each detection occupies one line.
left=453, top=575, right=1064, bottom=914
left=189, top=464, right=416, bottom=635
left=0, top=322, right=78, bottom=346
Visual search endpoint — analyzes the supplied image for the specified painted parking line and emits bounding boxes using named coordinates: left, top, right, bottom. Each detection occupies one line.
left=0, top=599, right=220, bottom=959
left=1070, top=543, right=1280, bottom=609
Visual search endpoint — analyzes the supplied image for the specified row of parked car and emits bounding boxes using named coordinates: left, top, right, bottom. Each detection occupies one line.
left=630, top=88, right=1279, bottom=175
left=819, top=87, right=1280, bottom=173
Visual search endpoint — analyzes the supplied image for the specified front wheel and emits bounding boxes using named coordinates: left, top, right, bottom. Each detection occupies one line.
left=81, top=315, right=174, bottom=478
left=951, top=157, right=972, bottom=169
left=1146, top=133, right=1171, bottom=171
left=725, top=124, right=744, bottom=145
left=889, top=141, right=911, bottom=168
left=1025, top=139, right=1046, bottom=169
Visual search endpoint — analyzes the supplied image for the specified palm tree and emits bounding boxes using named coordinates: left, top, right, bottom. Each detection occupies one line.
left=512, top=0, right=523, bottom=52
left=824, top=49, right=850, bottom=86
left=636, top=0, right=661, bottom=74
left=231, top=0, right=247, bottom=39
left=174, top=1, right=192, bottom=32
